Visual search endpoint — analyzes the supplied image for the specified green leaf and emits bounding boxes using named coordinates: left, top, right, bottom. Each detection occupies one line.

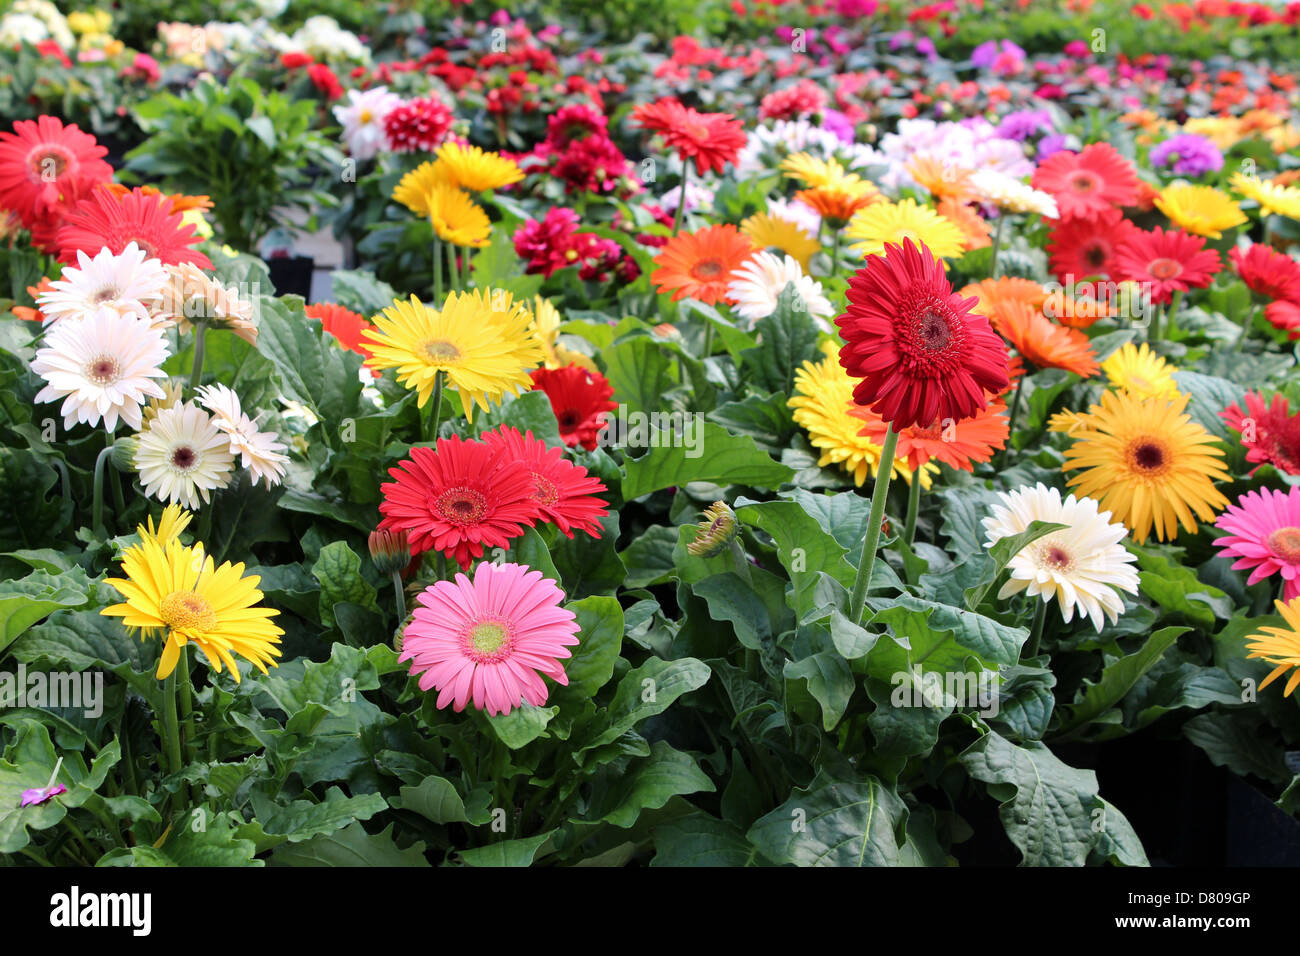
left=739, top=285, right=822, bottom=394
left=622, top=424, right=793, bottom=499
left=784, top=653, right=855, bottom=731
left=255, top=296, right=365, bottom=427
left=590, top=741, right=715, bottom=828
left=1133, top=546, right=1233, bottom=629
left=965, top=521, right=1070, bottom=610
left=329, top=269, right=399, bottom=316
left=0, top=568, right=92, bottom=655
left=261, top=787, right=388, bottom=843
left=556, top=596, right=624, bottom=701
left=391, top=776, right=477, bottom=825
left=1057, top=627, right=1188, bottom=734
left=577, top=658, right=711, bottom=758
left=458, top=831, right=553, bottom=867
left=651, top=813, right=765, bottom=867
left=487, top=703, right=559, bottom=748
left=311, top=541, right=379, bottom=628
left=602, top=337, right=676, bottom=417
left=746, top=771, right=908, bottom=866
left=271, top=822, right=430, bottom=866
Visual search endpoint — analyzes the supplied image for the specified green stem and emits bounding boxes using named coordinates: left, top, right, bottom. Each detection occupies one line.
left=177, top=645, right=199, bottom=806
left=62, top=816, right=96, bottom=862
left=903, top=473, right=921, bottom=549
left=426, top=371, right=444, bottom=444
left=989, top=215, right=1006, bottom=279
left=161, top=669, right=184, bottom=816
left=91, top=443, right=113, bottom=535
left=436, top=552, right=448, bottom=581
left=702, top=321, right=714, bottom=359
left=1003, top=372, right=1027, bottom=463
left=188, top=321, right=208, bottom=390
left=109, top=464, right=126, bottom=515
left=392, top=570, right=407, bottom=625
left=848, top=422, right=898, bottom=625
left=1024, top=599, right=1048, bottom=660
left=1149, top=303, right=1162, bottom=343
left=1234, top=305, right=1256, bottom=353
left=830, top=228, right=841, bottom=278
left=432, top=234, right=444, bottom=303
left=672, top=163, right=691, bottom=236
left=445, top=239, right=460, bottom=294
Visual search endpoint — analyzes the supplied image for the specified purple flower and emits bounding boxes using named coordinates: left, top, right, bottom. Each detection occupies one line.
left=996, top=109, right=1054, bottom=142
left=889, top=30, right=914, bottom=51
left=1037, top=134, right=1071, bottom=159
left=972, top=39, right=1026, bottom=75
left=20, top=784, right=67, bottom=807
left=1149, top=133, right=1223, bottom=178
left=823, top=109, right=856, bottom=144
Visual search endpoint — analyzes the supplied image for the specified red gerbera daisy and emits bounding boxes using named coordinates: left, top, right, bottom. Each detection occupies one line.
left=378, top=435, right=541, bottom=569
left=56, top=186, right=212, bottom=267
left=1222, top=391, right=1300, bottom=476
left=1230, top=243, right=1300, bottom=303
left=1112, top=226, right=1221, bottom=305
left=1265, top=299, right=1300, bottom=340
left=1032, top=142, right=1139, bottom=221
left=836, top=238, right=1010, bottom=429
left=1045, top=207, right=1136, bottom=283
left=304, top=302, right=379, bottom=376
left=0, top=116, right=112, bottom=228
left=529, top=364, right=617, bottom=450
left=383, top=96, right=454, bottom=153
left=480, top=426, right=609, bottom=539
left=632, top=98, right=746, bottom=175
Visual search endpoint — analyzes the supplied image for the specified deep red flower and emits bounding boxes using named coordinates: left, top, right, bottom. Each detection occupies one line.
left=307, top=63, right=343, bottom=100
left=514, top=207, right=581, bottom=277
left=1265, top=299, right=1300, bottom=339
left=1045, top=207, right=1136, bottom=283
left=55, top=185, right=211, bottom=267
left=1032, top=142, right=1139, bottom=220
left=631, top=98, right=746, bottom=175
left=378, top=435, right=541, bottom=568
left=281, top=51, right=314, bottom=69
left=304, top=302, right=378, bottom=376
left=1222, top=391, right=1300, bottom=476
left=529, top=364, right=617, bottom=450
left=836, top=238, right=1010, bottom=429
left=383, top=96, right=454, bottom=153
left=480, top=426, right=609, bottom=538
left=1231, top=243, right=1300, bottom=303
left=0, top=116, right=112, bottom=229
left=1112, top=226, right=1221, bottom=305
left=550, top=135, right=629, bottom=194
left=545, top=103, right=608, bottom=148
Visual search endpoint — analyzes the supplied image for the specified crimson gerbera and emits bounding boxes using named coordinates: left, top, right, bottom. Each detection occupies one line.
left=836, top=238, right=1010, bottom=429
left=481, top=426, right=609, bottom=539
left=529, top=364, right=617, bottom=450
left=632, top=98, right=746, bottom=176
left=378, top=435, right=541, bottom=568
left=0, top=116, right=113, bottom=229
left=56, top=186, right=212, bottom=268
left=1032, top=143, right=1139, bottom=221
left=1230, top=243, right=1300, bottom=303
left=1222, top=391, right=1300, bottom=476
left=1045, top=207, right=1135, bottom=283
left=1112, top=226, right=1221, bottom=305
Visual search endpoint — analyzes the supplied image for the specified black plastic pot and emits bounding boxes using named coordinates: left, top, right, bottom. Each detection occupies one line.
left=1225, top=777, right=1300, bottom=866
left=265, top=255, right=316, bottom=299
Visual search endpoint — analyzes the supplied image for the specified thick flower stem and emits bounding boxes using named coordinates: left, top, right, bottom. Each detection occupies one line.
left=392, top=571, right=407, bottom=625
left=1233, top=305, right=1256, bottom=353
left=426, top=371, right=444, bottom=444
left=849, top=422, right=898, bottom=625
left=177, top=645, right=200, bottom=807
left=432, top=235, right=444, bottom=303
left=1001, top=372, right=1027, bottom=465
left=1023, top=599, right=1048, bottom=660
left=1149, top=303, right=1162, bottom=343
left=91, top=443, right=114, bottom=535
left=160, top=669, right=184, bottom=817
left=903, top=474, right=921, bottom=549
left=830, top=229, right=841, bottom=278
left=672, top=164, right=691, bottom=235
left=445, top=240, right=460, bottom=294
left=702, top=321, right=714, bottom=359
left=188, top=320, right=208, bottom=390
left=988, top=215, right=1006, bottom=279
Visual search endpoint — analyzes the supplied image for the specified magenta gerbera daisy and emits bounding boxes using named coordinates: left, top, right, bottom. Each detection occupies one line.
left=1031, top=142, right=1139, bottom=221
left=378, top=434, right=541, bottom=568
left=1222, top=391, right=1300, bottom=476
left=56, top=186, right=212, bottom=267
left=836, top=237, right=1010, bottom=429
left=480, top=426, right=610, bottom=538
left=400, top=561, right=581, bottom=716
left=1214, top=487, right=1300, bottom=601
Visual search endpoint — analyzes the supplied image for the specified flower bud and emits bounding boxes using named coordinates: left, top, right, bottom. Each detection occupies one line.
left=111, top=436, right=139, bottom=472
left=369, top=528, right=410, bottom=575
left=687, top=501, right=738, bottom=558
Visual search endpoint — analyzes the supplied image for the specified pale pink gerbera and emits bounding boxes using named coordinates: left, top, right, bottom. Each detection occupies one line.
left=196, top=383, right=289, bottom=488
left=37, top=242, right=169, bottom=325
left=400, top=561, right=580, bottom=717
left=1214, top=487, right=1300, bottom=600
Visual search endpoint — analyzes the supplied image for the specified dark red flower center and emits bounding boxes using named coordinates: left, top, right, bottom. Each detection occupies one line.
left=1128, top=438, right=1168, bottom=473
left=1084, top=242, right=1109, bottom=270
left=1070, top=171, right=1101, bottom=194
left=1148, top=257, right=1182, bottom=280
left=28, top=145, right=71, bottom=181
left=1041, top=544, right=1073, bottom=569
left=691, top=259, right=724, bottom=280
left=434, top=486, right=488, bottom=525
left=557, top=410, right=580, bottom=429
left=1268, top=526, right=1300, bottom=563
left=170, top=446, right=197, bottom=471
left=916, top=309, right=954, bottom=351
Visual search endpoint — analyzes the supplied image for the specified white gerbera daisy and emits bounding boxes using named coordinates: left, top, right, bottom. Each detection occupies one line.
left=333, top=85, right=401, bottom=161
left=157, top=264, right=258, bottom=344
left=135, top=402, right=235, bottom=509
left=982, top=482, right=1140, bottom=632
left=968, top=168, right=1059, bottom=218
left=30, top=310, right=169, bottom=431
left=726, top=251, right=834, bottom=329
left=196, top=384, right=289, bottom=488
left=37, top=242, right=169, bottom=325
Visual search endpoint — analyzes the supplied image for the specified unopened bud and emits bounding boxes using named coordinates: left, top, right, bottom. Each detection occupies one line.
left=111, top=436, right=139, bottom=472
left=369, top=528, right=410, bottom=575
left=687, top=501, right=737, bottom=558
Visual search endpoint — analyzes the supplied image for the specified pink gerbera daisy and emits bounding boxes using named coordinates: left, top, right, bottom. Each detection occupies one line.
left=1032, top=143, right=1139, bottom=221
left=400, top=561, right=580, bottom=716
left=1214, top=487, right=1300, bottom=601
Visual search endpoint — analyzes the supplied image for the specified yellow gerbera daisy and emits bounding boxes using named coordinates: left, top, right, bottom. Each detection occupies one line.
left=393, top=160, right=452, bottom=217
left=844, top=198, right=966, bottom=259
left=432, top=141, right=524, bottom=192
left=137, top=503, right=193, bottom=550
left=527, top=296, right=596, bottom=372
left=102, top=536, right=283, bottom=683
left=741, top=211, right=822, bottom=270
left=1061, top=389, right=1229, bottom=544
left=789, top=345, right=935, bottom=489
left=1100, top=342, right=1181, bottom=402
left=1229, top=172, right=1300, bottom=221
left=1155, top=184, right=1247, bottom=239
left=362, top=291, right=542, bottom=419
left=1182, top=117, right=1243, bottom=151
left=780, top=152, right=861, bottom=190
left=1245, top=598, right=1300, bottom=697
left=1264, top=124, right=1300, bottom=155
left=427, top=184, right=492, bottom=248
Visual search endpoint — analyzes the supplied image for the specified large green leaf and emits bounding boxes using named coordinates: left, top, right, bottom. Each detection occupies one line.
left=1056, top=627, right=1188, bottom=735
left=589, top=741, right=715, bottom=827
left=622, top=424, right=793, bottom=498
left=311, top=541, right=380, bottom=628
left=0, top=568, right=92, bottom=656
left=576, top=658, right=711, bottom=758
left=260, top=787, right=388, bottom=843
left=746, top=771, right=908, bottom=867
left=651, top=812, right=766, bottom=867
left=271, top=822, right=430, bottom=866
left=255, top=296, right=366, bottom=428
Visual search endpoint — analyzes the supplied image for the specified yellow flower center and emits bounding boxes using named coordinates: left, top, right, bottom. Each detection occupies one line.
left=360, top=108, right=374, bottom=124
left=159, top=590, right=217, bottom=631
left=423, top=339, right=462, bottom=362
left=461, top=618, right=514, bottom=662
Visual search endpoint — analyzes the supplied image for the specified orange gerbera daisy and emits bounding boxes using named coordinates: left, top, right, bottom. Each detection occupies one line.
left=990, top=300, right=1099, bottom=378
left=795, top=186, right=879, bottom=225
left=908, top=156, right=974, bottom=201
left=1046, top=290, right=1116, bottom=329
left=104, top=182, right=213, bottom=214
left=10, top=277, right=55, bottom=323
left=853, top=400, right=1009, bottom=472
left=304, top=301, right=379, bottom=375
left=937, top=197, right=992, bottom=250
left=651, top=224, right=754, bottom=305
left=958, top=276, right=1047, bottom=318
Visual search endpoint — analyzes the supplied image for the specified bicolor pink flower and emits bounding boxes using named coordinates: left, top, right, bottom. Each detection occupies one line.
left=1214, top=487, right=1300, bottom=601
left=20, top=784, right=67, bottom=807
left=400, top=562, right=580, bottom=716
